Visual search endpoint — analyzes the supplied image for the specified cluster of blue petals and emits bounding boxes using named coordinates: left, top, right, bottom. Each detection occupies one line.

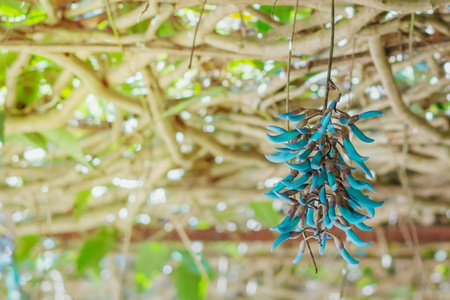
left=264, top=100, right=383, bottom=264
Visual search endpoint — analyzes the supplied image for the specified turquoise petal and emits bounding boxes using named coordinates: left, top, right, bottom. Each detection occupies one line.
left=359, top=110, right=382, bottom=120
left=327, top=124, right=336, bottom=133
left=345, top=229, right=372, bottom=247
left=357, top=179, right=375, bottom=193
left=265, top=151, right=298, bottom=163
left=306, top=208, right=315, bottom=226
left=324, top=214, right=333, bottom=228
left=321, top=112, right=332, bottom=128
left=270, top=216, right=291, bottom=231
left=297, top=127, right=309, bottom=134
left=271, top=233, right=291, bottom=251
left=285, top=160, right=310, bottom=172
left=266, top=125, right=287, bottom=134
left=354, top=221, right=373, bottom=231
left=339, top=248, right=359, bottom=265
left=319, top=186, right=327, bottom=204
left=329, top=100, right=337, bottom=110
left=309, top=127, right=326, bottom=142
left=273, top=147, right=292, bottom=152
left=328, top=172, right=337, bottom=190
left=266, top=130, right=299, bottom=143
left=288, top=114, right=306, bottom=122
left=286, top=173, right=312, bottom=189
left=346, top=175, right=367, bottom=190
left=319, top=238, right=326, bottom=255
left=277, top=217, right=300, bottom=234
left=339, top=117, right=350, bottom=124
left=292, top=251, right=303, bottom=263
left=346, top=188, right=383, bottom=208
left=298, top=149, right=312, bottom=161
left=328, top=205, right=338, bottom=221
left=284, top=138, right=308, bottom=150
left=343, top=140, right=368, bottom=162
left=339, top=206, right=365, bottom=224
left=354, top=160, right=373, bottom=179
left=350, top=124, right=374, bottom=143
left=275, top=111, right=295, bottom=119
left=311, top=152, right=323, bottom=169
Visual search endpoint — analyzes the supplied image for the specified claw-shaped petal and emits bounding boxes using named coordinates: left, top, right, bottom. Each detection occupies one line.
left=284, top=138, right=308, bottom=150
left=346, top=188, right=383, bottom=208
left=327, top=172, right=337, bottom=190
left=266, top=130, right=299, bottom=143
left=345, top=229, right=372, bottom=247
left=292, top=240, right=306, bottom=263
left=288, top=114, right=306, bottom=122
left=296, top=127, right=309, bottom=134
left=358, top=110, right=382, bottom=120
left=310, top=174, right=319, bottom=192
left=321, top=112, right=332, bottom=128
left=339, top=117, right=350, bottom=124
left=319, top=186, right=327, bottom=204
left=271, top=233, right=291, bottom=252
left=329, top=100, right=337, bottom=110
left=354, top=160, right=373, bottom=179
left=286, top=173, right=312, bottom=189
left=274, top=191, right=296, bottom=204
left=324, top=214, right=333, bottom=228
left=285, top=160, right=310, bottom=172
left=275, top=111, right=296, bottom=119
left=311, top=152, right=323, bottom=169
left=350, top=124, right=374, bottom=143
left=339, top=248, right=359, bottom=265
left=266, top=125, right=287, bottom=134
left=319, top=238, right=327, bottom=255
left=309, top=127, right=326, bottom=143
left=297, top=149, right=312, bottom=161
left=343, top=140, right=368, bottom=162
left=353, top=221, right=373, bottom=231
left=270, top=216, right=292, bottom=232
left=273, top=147, right=292, bottom=152
left=328, top=205, right=338, bottom=221
left=265, top=151, right=298, bottom=163
left=346, top=175, right=370, bottom=191
left=306, top=208, right=315, bottom=226
left=339, top=205, right=366, bottom=224
left=276, top=217, right=300, bottom=234
left=327, top=124, right=336, bottom=133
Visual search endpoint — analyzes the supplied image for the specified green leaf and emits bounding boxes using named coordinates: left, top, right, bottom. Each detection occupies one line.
left=256, top=20, right=272, bottom=33
left=14, top=235, right=39, bottom=262
left=73, top=189, right=92, bottom=219
left=173, top=260, right=211, bottom=300
left=0, top=0, right=28, bottom=18
left=0, top=110, right=5, bottom=144
left=40, top=127, right=88, bottom=165
left=134, top=242, right=170, bottom=292
left=7, top=133, right=47, bottom=150
left=249, top=201, right=280, bottom=227
left=76, top=227, right=118, bottom=273
left=258, top=5, right=293, bottom=23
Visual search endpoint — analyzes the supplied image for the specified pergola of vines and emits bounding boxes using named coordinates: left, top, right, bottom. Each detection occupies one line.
left=1, top=0, right=450, bottom=299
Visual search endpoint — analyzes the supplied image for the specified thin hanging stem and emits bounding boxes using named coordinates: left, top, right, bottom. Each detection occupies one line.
left=323, top=0, right=335, bottom=110
left=189, top=0, right=207, bottom=69
left=286, top=0, right=300, bottom=131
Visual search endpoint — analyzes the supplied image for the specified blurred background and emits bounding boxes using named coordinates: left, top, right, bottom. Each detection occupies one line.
left=0, top=0, right=450, bottom=299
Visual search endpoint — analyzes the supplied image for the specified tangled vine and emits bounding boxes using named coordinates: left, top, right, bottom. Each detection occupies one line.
left=264, top=94, right=383, bottom=265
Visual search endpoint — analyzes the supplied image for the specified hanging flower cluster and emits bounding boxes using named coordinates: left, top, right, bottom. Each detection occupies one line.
left=264, top=97, right=382, bottom=265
